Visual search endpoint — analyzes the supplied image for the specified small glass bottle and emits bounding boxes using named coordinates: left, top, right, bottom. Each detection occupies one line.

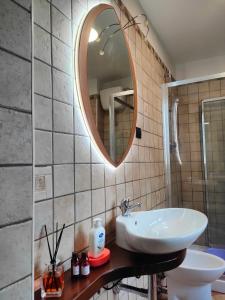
left=80, top=252, right=90, bottom=277
left=71, top=252, right=80, bottom=279
left=41, top=262, right=64, bottom=298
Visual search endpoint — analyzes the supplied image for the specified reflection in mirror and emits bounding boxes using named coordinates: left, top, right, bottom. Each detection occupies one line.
left=86, top=7, right=136, bottom=164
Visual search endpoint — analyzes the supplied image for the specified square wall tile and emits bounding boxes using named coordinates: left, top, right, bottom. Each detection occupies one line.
left=72, top=0, right=87, bottom=28
left=91, top=144, right=104, bottom=163
left=106, top=186, right=116, bottom=210
left=116, top=164, right=125, bottom=184
left=0, top=221, right=32, bottom=289
left=0, top=0, right=31, bottom=59
left=75, top=135, right=90, bottom=163
left=92, top=164, right=104, bottom=189
left=54, top=164, right=74, bottom=197
left=125, top=163, right=133, bottom=182
left=0, top=109, right=32, bottom=164
left=54, top=194, right=74, bottom=228
left=53, top=101, right=73, bottom=133
left=52, top=0, right=71, bottom=19
left=125, top=181, right=133, bottom=200
left=0, top=51, right=31, bottom=111
left=34, top=24, right=51, bottom=64
left=54, top=133, right=74, bottom=164
left=75, top=191, right=91, bottom=222
left=74, top=106, right=89, bottom=136
left=34, top=199, right=53, bottom=239
left=75, top=164, right=91, bottom=192
left=33, top=0, right=50, bottom=32
left=34, top=94, right=52, bottom=130
left=0, top=276, right=32, bottom=300
left=52, top=37, right=72, bottom=74
left=52, top=7, right=71, bottom=45
left=35, top=130, right=52, bottom=165
left=35, top=166, right=53, bottom=201
left=74, top=218, right=91, bottom=252
left=105, top=166, right=116, bottom=186
left=53, top=69, right=73, bottom=104
left=0, top=166, right=32, bottom=227
left=34, top=59, right=52, bottom=98
left=92, top=188, right=105, bottom=215
left=116, top=183, right=125, bottom=206
left=105, top=208, right=116, bottom=234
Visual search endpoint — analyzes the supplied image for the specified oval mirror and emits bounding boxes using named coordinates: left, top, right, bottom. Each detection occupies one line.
left=77, top=4, right=137, bottom=167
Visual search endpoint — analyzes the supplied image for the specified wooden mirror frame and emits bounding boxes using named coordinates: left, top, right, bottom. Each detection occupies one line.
left=77, top=3, right=137, bottom=167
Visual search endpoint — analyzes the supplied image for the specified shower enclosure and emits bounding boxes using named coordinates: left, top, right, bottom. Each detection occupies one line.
left=162, top=73, right=225, bottom=248
left=202, top=97, right=225, bottom=246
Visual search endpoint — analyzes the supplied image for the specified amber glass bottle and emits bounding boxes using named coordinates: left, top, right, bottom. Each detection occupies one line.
left=80, top=252, right=90, bottom=277
left=71, top=252, right=80, bottom=279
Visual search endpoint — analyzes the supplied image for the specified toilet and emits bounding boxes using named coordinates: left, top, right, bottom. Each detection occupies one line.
left=166, top=249, right=225, bottom=300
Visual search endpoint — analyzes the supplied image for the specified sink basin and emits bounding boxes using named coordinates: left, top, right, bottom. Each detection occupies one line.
left=116, top=208, right=208, bottom=254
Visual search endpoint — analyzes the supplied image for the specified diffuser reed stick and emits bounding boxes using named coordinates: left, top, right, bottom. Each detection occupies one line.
left=53, top=224, right=65, bottom=262
left=44, top=225, right=53, bottom=264
left=42, top=223, right=65, bottom=297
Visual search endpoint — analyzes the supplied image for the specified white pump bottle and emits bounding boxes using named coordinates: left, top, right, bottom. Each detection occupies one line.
left=89, top=218, right=105, bottom=258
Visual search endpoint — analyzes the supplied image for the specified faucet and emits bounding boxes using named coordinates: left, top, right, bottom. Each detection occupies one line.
left=120, top=198, right=142, bottom=216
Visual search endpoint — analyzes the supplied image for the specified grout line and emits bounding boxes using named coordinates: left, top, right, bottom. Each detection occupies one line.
left=10, top=0, right=31, bottom=13
left=34, top=92, right=52, bottom=100
left=0, top=163, right=32, bottom=167
left=34, top=127, right=74, bottom=135
left=0, top=273, right=32, bottom=292
left=50, top=2, right=71, bottom=21
left=34, top=223, right=74, bottom=242
left=34, top=22, right=72, bottom=49
left=0, top=103, right=31, bottom=114
left=0, top=45, right=31, bottom=63
left=34, top=91, right=73, bottom=107
left=34, top=56, right=72, bottom=77
left=0, top=218, right=32, bottom=230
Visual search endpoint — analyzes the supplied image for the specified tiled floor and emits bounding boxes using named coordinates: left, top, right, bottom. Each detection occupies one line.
left=159, top=292, right=225, bottom=299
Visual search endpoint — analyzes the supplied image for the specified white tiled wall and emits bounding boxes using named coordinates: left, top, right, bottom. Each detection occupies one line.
left=32, top=0, right=167, bottom=299
left=0, top=0, right=32, bottom=298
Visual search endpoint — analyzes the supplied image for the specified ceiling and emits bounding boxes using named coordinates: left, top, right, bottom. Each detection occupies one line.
left=139, top=0, right=225, bottom=65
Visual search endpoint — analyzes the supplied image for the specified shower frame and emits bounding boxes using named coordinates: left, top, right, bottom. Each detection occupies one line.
left=161, top=72, right=225, bottom=209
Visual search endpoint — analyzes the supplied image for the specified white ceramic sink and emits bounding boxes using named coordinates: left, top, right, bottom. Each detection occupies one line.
left=116, top=208, right=208, bottom=254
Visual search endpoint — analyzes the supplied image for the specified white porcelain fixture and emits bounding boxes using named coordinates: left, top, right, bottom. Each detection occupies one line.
left=116, top=208, right=208, bottom=254
left=166, top=249, right=225, bottom=300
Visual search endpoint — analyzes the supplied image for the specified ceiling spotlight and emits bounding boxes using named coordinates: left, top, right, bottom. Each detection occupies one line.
left=89, top=28, right=98, bottom=43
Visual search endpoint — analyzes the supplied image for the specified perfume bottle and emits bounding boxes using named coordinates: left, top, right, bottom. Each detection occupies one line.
left=80, top=252, right=90, bottom=277
left=41, top=262, right=64, bottom=298
left=71, top=252, right=80, bottom=279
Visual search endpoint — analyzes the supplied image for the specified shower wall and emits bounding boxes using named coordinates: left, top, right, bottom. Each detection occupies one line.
left=170, top=78, right=225, bottom=244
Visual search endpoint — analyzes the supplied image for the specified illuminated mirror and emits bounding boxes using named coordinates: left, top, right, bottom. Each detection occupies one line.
left=77, top=4, right=137, bottom=167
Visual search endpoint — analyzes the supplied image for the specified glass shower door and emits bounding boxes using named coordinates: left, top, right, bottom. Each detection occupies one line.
left=202, top=97, right=225, bottom=247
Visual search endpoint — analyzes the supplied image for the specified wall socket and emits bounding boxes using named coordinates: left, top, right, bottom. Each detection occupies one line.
left=35, top=175, right=46, bottom=191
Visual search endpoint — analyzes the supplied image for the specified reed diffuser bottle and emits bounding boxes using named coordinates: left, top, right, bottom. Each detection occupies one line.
left=41, top=224, right=65, bottom=298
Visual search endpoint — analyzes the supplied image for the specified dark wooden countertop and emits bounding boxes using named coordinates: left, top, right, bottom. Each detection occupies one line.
left=35, top=243, right=186, bottom=300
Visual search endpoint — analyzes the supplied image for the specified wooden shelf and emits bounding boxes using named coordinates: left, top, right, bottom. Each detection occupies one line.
left=35, top=243, right=186, bottom=300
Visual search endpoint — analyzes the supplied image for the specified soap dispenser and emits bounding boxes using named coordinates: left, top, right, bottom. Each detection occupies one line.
left=89, top=218, right=105, bottom=258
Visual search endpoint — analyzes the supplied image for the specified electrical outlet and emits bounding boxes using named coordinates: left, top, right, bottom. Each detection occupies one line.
left=35, top=175, right=46, bottom=191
